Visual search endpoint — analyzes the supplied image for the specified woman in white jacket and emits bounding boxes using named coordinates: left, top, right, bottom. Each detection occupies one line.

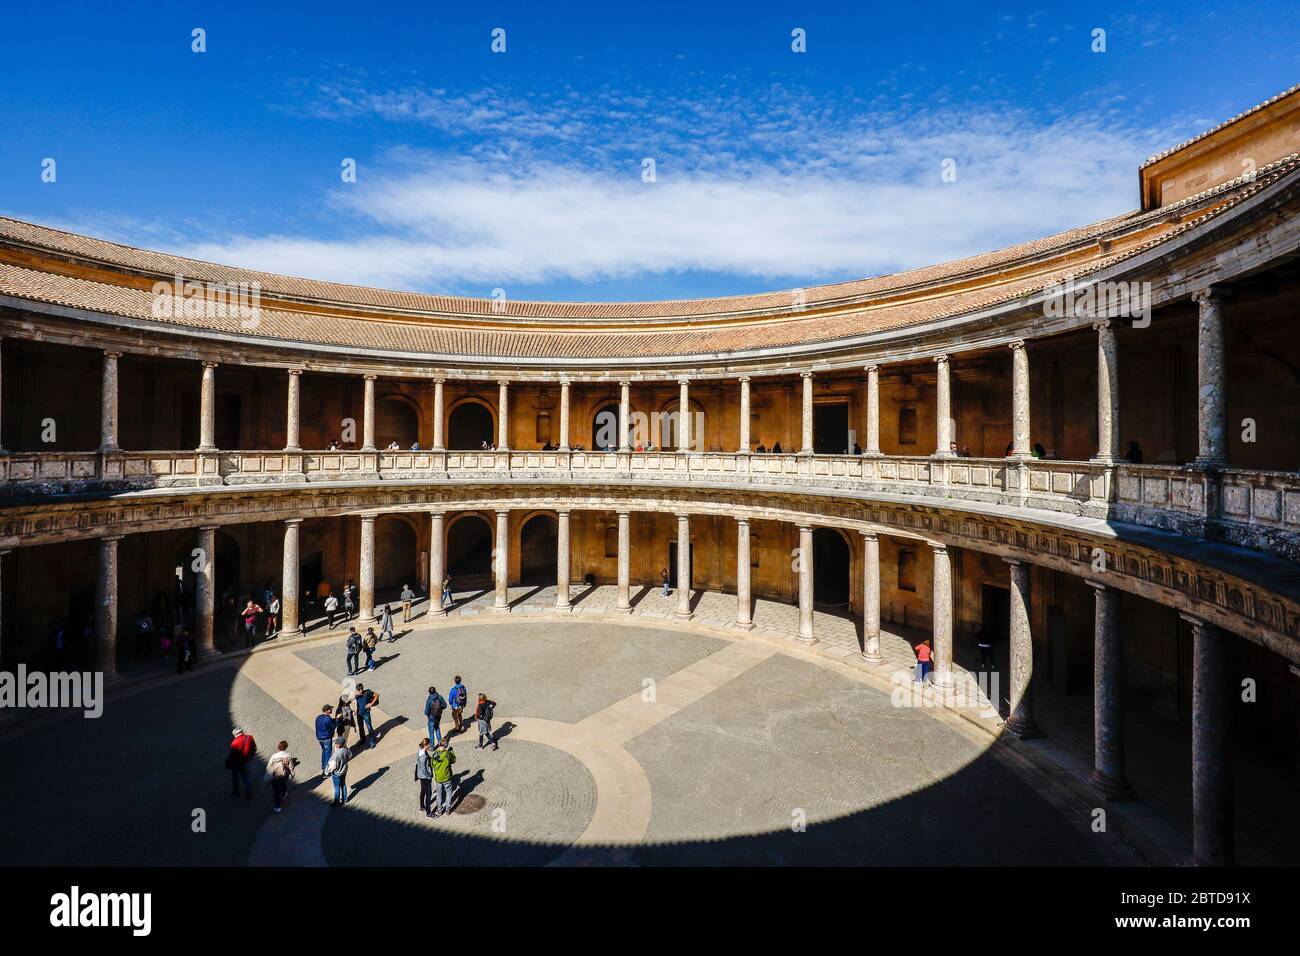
left=265, top=742, right=297, bottom=814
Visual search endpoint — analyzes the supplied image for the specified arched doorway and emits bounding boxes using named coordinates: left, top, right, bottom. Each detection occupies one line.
left=812, top=527, right=851, bottom=609
left=375, top=515, right=419, bottom=593
left=519, top=513, right=557, bottom=585
left=591, top=402, right=619, bottom=450
left=377, top=396, right=420, bottom=449
left=448, top=400, right=495, bottom=449
left=446, top=514, right=493, bottom=586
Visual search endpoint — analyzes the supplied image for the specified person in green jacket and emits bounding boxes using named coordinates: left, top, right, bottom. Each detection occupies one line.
left=431, top=742, right=456, bottom=817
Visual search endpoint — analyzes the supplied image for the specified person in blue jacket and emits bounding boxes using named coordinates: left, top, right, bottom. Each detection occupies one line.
left=449, top=676, right=467, bottom=735
left=315, top=704, right=337, bottom=772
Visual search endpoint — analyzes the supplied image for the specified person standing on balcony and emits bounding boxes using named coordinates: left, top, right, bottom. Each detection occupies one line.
left=772, top=441, right=782, bottom=453
left=400, top=584, right=415, bottom=623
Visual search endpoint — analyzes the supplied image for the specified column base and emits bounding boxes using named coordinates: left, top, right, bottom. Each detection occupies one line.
left=1089, top=771, right=1136, bottom=802
left=734, top=620, right=756, bottom=631
left=675, top=611, right=694, bottom=621
left=1004, top=715, right=1040, bottom=739
left=796, top=632, right=817, bottom=645
left=863, top=449, right=883, bottom=458
left=492, top=603, right=511, bottom=614
left=1191, top=456, right=1227, bottom=471
left=861, top=650, right=884, bottom=665
left=1090, top=454, right=1119, bottom=466
left=932, top=451, right=957, bottom=460
left=554, top=601, right=572, bottom=612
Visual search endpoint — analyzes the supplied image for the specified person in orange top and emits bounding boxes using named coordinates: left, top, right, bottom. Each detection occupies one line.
left=915, top=641, right=933, bottom=684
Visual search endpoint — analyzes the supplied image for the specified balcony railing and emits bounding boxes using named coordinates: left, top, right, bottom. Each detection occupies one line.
left=2, top=448, right=1296, bottom=560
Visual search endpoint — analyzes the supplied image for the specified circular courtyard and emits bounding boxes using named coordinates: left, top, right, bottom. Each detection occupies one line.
left=0, top=619, right=1138, bottom=866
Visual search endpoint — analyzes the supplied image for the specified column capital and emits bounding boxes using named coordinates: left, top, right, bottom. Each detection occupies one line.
left=555, top=508, right=571, bottom=517
left=860, top=529, right=878, bottom=542
left=359, top=513, right=379, bottom=524
left=618, top=379, right=631, bottom=387
left=1093, top=318, right=1114, bottom=333
left=676, top=376, right=691, bottom=386
left=103, top=349, right=122, bottom=360
left=559, top=377, right=571, bottom=386
left=287, top=367, right=303, bottom=377
left=431, top=375, right=446, bottom=385
left=198, top=524, right=219, bottom=533
left=676, top=512, right=691, bottom=522
left=1004, top=556, right=1026, bottom=567
left=798, top=524, right=813, bottom=534
left=1191, top=285, right=1232, bottom=305
left=201, top=360, right=219, bottom=370
left=737, top=374, right=751, bottom=383
left=1008, top=339, right=1027, bottom=352
left=495, top=509, right=510, bottom=518
left=1178, top=611, right=1215, bottom=631
left=99, top=533, right=126, bottom=544
left=363, top=373, right=378, bottom=382
left=799, top=370, right=814, bottom=380
left=283, top=517, right=304, bottom=526
left=928, top=541, right=948, bottom=556
left=617, top=510, right=631, bottom=520
left=864, top=363, right=879, bottom=373
left=1084, top=578, right=1111, bottom=592
left=497, top=379, right=510, bottom=387
left=933, top=354, right=949, bottom=367
left=735, top=516, right=750, bottom=527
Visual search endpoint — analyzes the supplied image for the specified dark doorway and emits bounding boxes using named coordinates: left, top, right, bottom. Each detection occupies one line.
left=448, top=402, right=495, bottom=450
left=377, top=397, right=419, bottom=449
left=181, top=392, right=242, bottom=449
left=981, top=584, right=1010, bottom=672
left=813, top=402, right=850, bottom=454
left=300, top=552, right=323, bottom=606
left=592, top=403, right=620, bottom=450
left=812, top=528, right=851, bottom=608
left=519, top=514, right=557, bottom=585
left=447, top=515, right=493, bottom=584
left=375, top=516, right=418, bottom=592
left=668, top=541, right=691, bottom=591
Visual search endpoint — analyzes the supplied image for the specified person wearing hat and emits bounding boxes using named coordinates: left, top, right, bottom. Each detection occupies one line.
left=226, top=727, right=257, bottom=799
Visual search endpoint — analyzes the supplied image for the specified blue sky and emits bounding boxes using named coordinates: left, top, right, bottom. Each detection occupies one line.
left=1, top=1, right=1297, bottom=301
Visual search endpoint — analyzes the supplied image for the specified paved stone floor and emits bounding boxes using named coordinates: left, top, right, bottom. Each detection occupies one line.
left=0, top=615, right=1139, bottom=867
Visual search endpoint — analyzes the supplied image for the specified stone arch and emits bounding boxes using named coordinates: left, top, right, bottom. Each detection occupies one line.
left=447, top=397, right=496, bottom=450
left=812, top=526, right=852, bottom=608
left=446, top=512, right=493, bottom=584
left=375, top=513, right=419, bottom=593
left=518, top=512, right=558, bottom=585
left=377, top=394, right=421, bottom=449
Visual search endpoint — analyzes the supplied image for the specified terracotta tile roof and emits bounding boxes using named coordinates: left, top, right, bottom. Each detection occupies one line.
left=1142, top=83, right=1300, bottom=167
left=1, top=153, right=1296, bottom=360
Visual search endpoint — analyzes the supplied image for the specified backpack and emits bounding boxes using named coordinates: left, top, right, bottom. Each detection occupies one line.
left=347, top=634, right=361, bottom=653
left=484, top=701, right=495, bottom=721
left=454, top=686, right=466, bottom=708
left=427, top=696, right=445, bottom=721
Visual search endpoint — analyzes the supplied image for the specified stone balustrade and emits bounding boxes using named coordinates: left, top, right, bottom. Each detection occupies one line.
left=3, top=448, right=1298, bottom=560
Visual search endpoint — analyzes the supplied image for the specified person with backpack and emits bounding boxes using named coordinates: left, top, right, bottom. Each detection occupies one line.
left=431, top=740, right=456, bottom=816
left=324, top=592, right=339, bottom=629
left=345, top=628, right=362, bottom=675
left=354, top=682, right=380, bottom=749
left=475, top=693, right=498, bottom=751
left=265, top=741, right=297, bottom=813
left=342, top=582, right=356, bottom=622
left=315, top=704, right=337, bottom=772
left=440, top=576, right=453, bottom=609
left=379, top=605, right=394, bottom=643
left=399, top=585, right=415, bottom=623
left=424, top=685, right=447, bottom=745
left=448, top=676, right=467, bottom=734
left=334, top=693, right=358, bottom=747
left=414, top=738, right=434, bottom=817
left=226, top=728, right=257, bottom=799
left=363, top=628, right=380, bottom=670
left=325, top=735, right=350, bottom=806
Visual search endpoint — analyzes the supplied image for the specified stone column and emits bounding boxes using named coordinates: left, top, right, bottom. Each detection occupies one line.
left=1089, top=581, right=1131, bottom=798
left=616, top=511, right=632, bottom=610
left=429, top=512, right=446, bottom=615
left=618, top=381, right=631, bottom=451
left=931, top=543, right=953, bottom=686
left=1192, top=288, right=1228, bottom=468
left=359, top=515, right=376, bottom=624
left=1005, top=559, right=1038, bottom=736
left=0, top=550, right=7, bottom=667
left=282, top=519, right=302, bottom=635
left=96, top=535, right=122, bottom=679
left=799, top=372, right=814, bottom=454
left=675, top=514, right=692, bottom=618
left=431, top=378, right=446, bottom=451
left=677, top=377, right=691, bottom=452
left=0, top=337, right=5, bottom=453
left=1187, top=614, right=1234, bottom=866
left=361, top=374, right=377, bottom=451
left=934, top=355, right=953, bottom=457
left=864, top=365, right=881, bottom=456
left=1093, top=320, right=1120, bottom=463
left=198, top=361, right=218, bottom=451
left=496, top=381, right=510, bottom=450
left=100, top=350, right=121, bottom=452
left=555, top=510, right=572, bottom=610
left=285, top=369, right=302, bottom=451
left=797, top=525, right=815, bottom=643
left=861, top=531, right=882, bottom=662
left=1009, top=340, right=1031, bottom=459
left=737, top=376, right=751, bottom=453
left=736, top=518, right=754, bottom=628
left=558, top=379, right=571, bottom=451
left=494, top=510, right=510, bottom=609
left=196, top=526, right=217, bottom=655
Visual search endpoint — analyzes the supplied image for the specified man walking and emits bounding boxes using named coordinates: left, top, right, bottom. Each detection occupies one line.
left=976, top=627, right=994, bottom=670
left=449, top=676, right=467, bottom=734
left=363, top=627, right=379, bottom=670
left=354, top=682, right=380, bottom=749
left=325, top=735, right=350, bottom=806
left=343, top=581, right=356, bottom=622
left=431, top=740, right=456, bottom=816
left=266, top=741, right=297, bottom=814
left=400, top=584, right=415, bottom=623
left=379, top=604, right=395, bottom=642
left=345, top=627, right=362, bottom=675
left=475, top=693, right=498, bottom=751
left=424, top=685, right=447, bottom=745
left=315, top=704, right=337, bottom=772
left=226, top=727, right=257, bottom=799
left=324, top=591, right=339, bottom=629
left=440, top=576, right=453, bottom=610
left=415, top=738, right=434, bottom=817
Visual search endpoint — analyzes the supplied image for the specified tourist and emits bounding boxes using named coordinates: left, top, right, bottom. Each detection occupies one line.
left=661, top=567, right=671, bottom=597
left=431, top=740, right=456, bottom=816
left=334, top=693, right=358, bottom=746
left=415, top=738, right=434, bottom=817
left=176, top=628, right=196, bottom=673
left=315, top=704, right=337, bottom=772
left=914, top=641, right=933, bottom=684
left=266, top=741, right=297, bottom=814
left=441, top=575, right=453, bottom=609
left=342, top=583, right=355, bottom=622
left=355, top=682, right=380, bottom=748
left=449, top=676, right=467, bottom=733
left=364, top=627, right=380, bottom=668
left=772, top=441, right=782, bottom=453
left=1124, top=440, right=1144, bottom=464
left=327, top=440, right=339, bottom=451
left=325, top=736, right=350, bottom=806
left=399, top=584, right=415, bottom=623
left=241, top=599, right=263, bottom=647
left=226, top=727, right=257, bottom=799
left=265, top=592, right=280, bottom=637
left=323, top=591, right=339, bottom=629
left=755, top=443, right=767, bottom=453
left=410, top=441, right=421, bottom=451
left=1032, top=442, right=1046, bottom=459
left=345, top=627, right=362, bottom=675
left=852, top=442, right=863, bottom=455
left=379, top=604, right=394, bottom=642
left=976, top=627, right=994, bottom=670
left=424, top=685, right=446, bottom=745
left=475, top=693, right=498, bottom=751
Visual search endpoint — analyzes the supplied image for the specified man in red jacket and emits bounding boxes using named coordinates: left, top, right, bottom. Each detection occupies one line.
left=226, top=727, right=257, bottom=799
